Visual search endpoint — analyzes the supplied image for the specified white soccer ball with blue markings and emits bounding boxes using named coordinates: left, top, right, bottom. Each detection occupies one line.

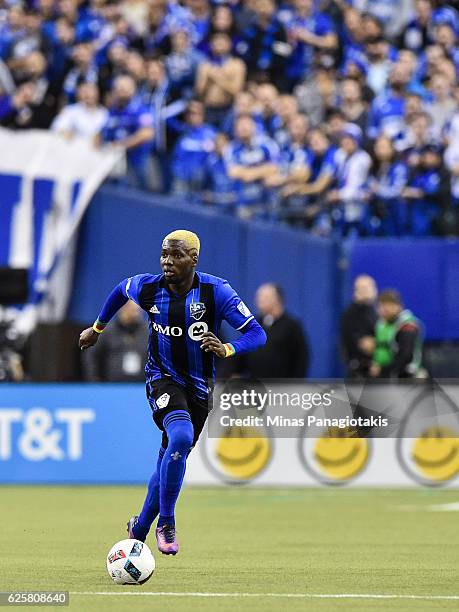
left=106, top=539, right=155, bottom=585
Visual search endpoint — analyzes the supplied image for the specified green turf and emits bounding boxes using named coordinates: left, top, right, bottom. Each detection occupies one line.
left=2, top=486, right=458, bottom=611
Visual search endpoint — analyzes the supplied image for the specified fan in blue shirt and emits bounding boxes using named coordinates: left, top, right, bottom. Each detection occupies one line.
left=225, top=113, right=278, bottom=217
left=99, top=75, right=154, bottom=190
left=285, top=0, right=337, bottom=86
left=171, top=100, right=216, bottom=195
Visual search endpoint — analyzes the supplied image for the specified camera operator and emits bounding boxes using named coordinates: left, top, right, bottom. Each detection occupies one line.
left=0, top=314, right=25, bottom=382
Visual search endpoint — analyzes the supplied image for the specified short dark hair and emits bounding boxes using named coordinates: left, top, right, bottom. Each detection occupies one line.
left=365, top=35, right=385, bottom=46
left=378, top=289, right=402, bottom=306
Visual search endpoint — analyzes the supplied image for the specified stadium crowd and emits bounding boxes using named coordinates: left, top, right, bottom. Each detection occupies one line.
left=1, top=0, right=459, bottom=235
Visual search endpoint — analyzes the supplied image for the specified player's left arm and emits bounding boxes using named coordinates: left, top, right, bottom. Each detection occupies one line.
left=200, top=282, right=267, bottom=358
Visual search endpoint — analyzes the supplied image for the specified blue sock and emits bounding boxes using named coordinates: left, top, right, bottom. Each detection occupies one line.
left=157, top=410, right=194, bottom=528
left=134, top=446, right=165, bottom=541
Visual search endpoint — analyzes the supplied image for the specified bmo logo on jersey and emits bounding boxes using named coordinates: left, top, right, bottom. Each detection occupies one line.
left=151, top=321, right=208, bottom=340
left=152, top=322, right=183, bottom=336
left=188, top=322, right=208, bottom=341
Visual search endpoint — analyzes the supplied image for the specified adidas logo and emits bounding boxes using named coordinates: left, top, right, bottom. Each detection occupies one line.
left=150, top=305, right=160, bottom=314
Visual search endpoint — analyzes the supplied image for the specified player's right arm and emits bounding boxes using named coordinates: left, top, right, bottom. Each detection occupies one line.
left=78, top=275, right=147, bottom=351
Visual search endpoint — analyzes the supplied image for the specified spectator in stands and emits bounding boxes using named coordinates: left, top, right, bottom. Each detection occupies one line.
left=294, top=58, right=339, bottom=127
left=142, top=0, right=188, bottom=56
left=367, top=62, right=411, bottom=141
left=227, top=283, right=309, bottom=378
left=0, top=5, right=25, bottom=62
left=398, top=0, right=434, bottom=54
left=339, top=77, right=368, bottom=133
left=221, top=89, right=265, bottom=137
left=62, top=41, right=98, bottom=104
left=356, top=0, right=412, bottom=40
left=325, top=107, right=348, bottom=145
left=397, top=49, right=426, bottom=100
left=285, top=0, right=338, bottom=89
left=237, top=0, right=290, bottom=91
left=195, top=32, right=246, bottom=128
left=288, top=127, right=336, bottom=228
left=418, top=44, right=447, bottom=84
left=5, top=8, right=51, bottom=67
left=96, top=38, right=127, bottom=95
left=265, top=113, right=310, bottom=218
left=254, top=82, right=280, bottom=137
left=138, top=57, right=171, bottom=192
left=186, top=0, right=212, bottom=45
left=125, top=51, right=147, bottom=88
left=393, top=93, right=424, bottom=151
left=340, top=6, right=366, bottom=59
left=341, top=274, right=378, bottom=379
left=365, top=35, right=395, bottom=96
left=10, top=51, right=58, bottom=129
left=0, top=81, right=36, bottom=127
left=225, top=113, right=278, bottom=219
left=434, top=22, right=459, bottom=73
left=52, top=82, right=108, bottom=140
left=325, top=124, right=371, bottom=236
left=403, top=144, right=449, bottom=236
left=0, top=0, right=457, bottom=241
left=98, top=74, right=154, bottom=190
left=199, top=5, right=239, bottom=56
left=165, top=29, right=203, bottom=101
left=402, top=111, right=436, bottom=186
left=270, top=93, right=298, bottom=149
left=120, top=0, right=150, bottom=37
left=171, top=99, right=216, bottom=195
left=82, top=300, right=148, bottom=382
left=371, top=289, right=424, bottom=378
left=202, top=132, right=236, bottom=210
left=429, top=73, right=457, bottom=134
left=47, top=17, right=76, bottom=86
left=368, top=135, right=408, bottom=236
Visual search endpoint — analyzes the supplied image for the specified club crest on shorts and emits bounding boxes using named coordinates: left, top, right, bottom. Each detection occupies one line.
left=190, top=302, right=206, bottom=321
left=156, top=393, right=170, bottom=409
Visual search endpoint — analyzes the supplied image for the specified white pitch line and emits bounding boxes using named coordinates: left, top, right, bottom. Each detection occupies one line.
left=69, top=592, right=459, bottom=601
left=427, top=502, right=459, bottom=512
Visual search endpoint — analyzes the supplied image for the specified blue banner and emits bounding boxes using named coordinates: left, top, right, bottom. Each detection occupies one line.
left=0, top=384, right=162, bottom=483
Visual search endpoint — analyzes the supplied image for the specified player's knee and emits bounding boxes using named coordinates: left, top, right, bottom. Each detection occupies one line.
left=168, top=419, right=194, bottom=454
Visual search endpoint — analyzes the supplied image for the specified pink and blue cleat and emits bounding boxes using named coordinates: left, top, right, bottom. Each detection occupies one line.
left=156, top=525, right=179, bottom=555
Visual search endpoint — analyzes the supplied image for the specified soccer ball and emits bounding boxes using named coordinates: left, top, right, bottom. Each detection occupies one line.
left=106, top=539, right=155, bottom=585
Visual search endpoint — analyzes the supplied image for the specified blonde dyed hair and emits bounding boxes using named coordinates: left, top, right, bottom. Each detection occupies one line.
left=163, top=230, right=200, bottom=255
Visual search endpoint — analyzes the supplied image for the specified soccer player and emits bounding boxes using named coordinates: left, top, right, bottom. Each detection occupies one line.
left=78, top=230, right=266, bottom=555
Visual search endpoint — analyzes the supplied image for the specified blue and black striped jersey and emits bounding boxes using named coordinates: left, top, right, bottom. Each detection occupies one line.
left=120, top=271, right=254, bottom=399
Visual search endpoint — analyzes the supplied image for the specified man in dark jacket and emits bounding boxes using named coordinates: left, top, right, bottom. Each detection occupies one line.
left=82, top=300, right=148, bottom=382
left=341, top=275, right=378, bottom=378
left=227, top=283, right=309, bottom=378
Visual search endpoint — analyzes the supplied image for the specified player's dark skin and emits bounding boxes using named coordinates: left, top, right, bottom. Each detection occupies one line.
left=79, top=239, right=227, bottom=358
